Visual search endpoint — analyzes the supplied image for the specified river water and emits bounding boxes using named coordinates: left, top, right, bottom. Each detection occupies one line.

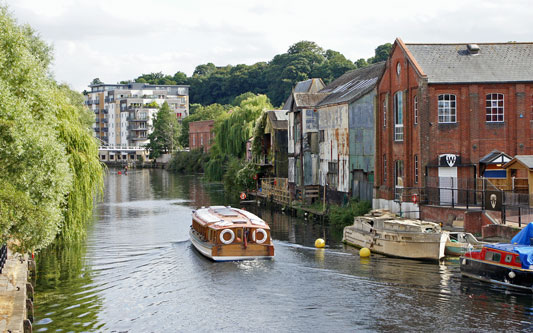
left=34, top=169, right=533, bottom=332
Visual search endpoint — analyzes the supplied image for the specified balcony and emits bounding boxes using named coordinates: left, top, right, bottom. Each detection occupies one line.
left=102, top=109, right=108, bottom=114
left=102, top=128, right=108, bottom=133
left=129, top=126, right=148, bottom=131
left=131, top=136, right=148, bottom=141
left=102, top=118, right=108, bottom=123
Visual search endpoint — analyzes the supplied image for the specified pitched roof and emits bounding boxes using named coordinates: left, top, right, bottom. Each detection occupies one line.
left=294, top=78, right=325, bottom=93
left=283, top=78, right=326, bottom=109
left=504, top=155, right=533, bottom=169
left=293, top=92, right=329, bottom=108
left=318, top=62, right=385, bottom=106
left=479, top=150, right=512, bottom=164
left=405, top=42, right=533, bottom=84
left=266, top=110, right=288, bottom=130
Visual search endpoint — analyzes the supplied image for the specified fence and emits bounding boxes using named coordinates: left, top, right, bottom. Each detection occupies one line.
left=260, top=178, right=290, bottom=204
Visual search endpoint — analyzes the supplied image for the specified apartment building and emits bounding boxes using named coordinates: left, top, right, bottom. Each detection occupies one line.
left=86, top=82, right=189, bottom=149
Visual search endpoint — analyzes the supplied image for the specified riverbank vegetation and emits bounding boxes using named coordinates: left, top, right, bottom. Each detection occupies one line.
left=329, top=200, right=372, bottom=228
left=0, top=7, right=103, bottom=252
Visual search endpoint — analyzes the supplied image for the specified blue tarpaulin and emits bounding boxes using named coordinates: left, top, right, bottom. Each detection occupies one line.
left=511, top=222, right=533, bottom=245
left=511, top=223, right=533, bottom=269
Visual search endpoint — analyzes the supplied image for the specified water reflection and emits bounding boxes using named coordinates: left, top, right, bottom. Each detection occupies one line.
left=35, top=242, right=103, bottom=331
left=33, top=169, right=533, bottom=332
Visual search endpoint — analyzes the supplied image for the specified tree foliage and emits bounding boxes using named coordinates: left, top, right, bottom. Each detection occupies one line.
left=178, top=103, right=228, bottom=147
left=121, top=41, right=392, bottom=107
left=205, top=94, right=272, bottom=181
left=146, top=102, right=181, bottom=158
left=0, top=6, right=103, bottom=252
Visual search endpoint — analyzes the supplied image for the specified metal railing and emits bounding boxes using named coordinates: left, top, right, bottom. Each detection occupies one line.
left=0, top=245, right=7, bottom=274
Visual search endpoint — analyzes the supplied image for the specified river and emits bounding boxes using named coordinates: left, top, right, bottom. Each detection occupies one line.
left=34, top=169, right=533, bottom=332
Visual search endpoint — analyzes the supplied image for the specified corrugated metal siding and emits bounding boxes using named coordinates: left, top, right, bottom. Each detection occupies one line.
left=349, top=91, right=376, bottom=173
left=318, top=104, right=350, bottom=193
left=288, top=157, right=295, bottom=183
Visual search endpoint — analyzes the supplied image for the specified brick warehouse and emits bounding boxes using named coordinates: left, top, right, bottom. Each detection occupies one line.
left=189, top=120, right=215, bottom=152
left=373, top=38, right=533, bottom=221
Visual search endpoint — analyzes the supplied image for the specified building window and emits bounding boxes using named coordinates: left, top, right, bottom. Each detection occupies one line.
left=486, top=93, right=504, bottom=122
left=319, top=130, right=324, bottom=143
left=414, top=155, right=419, bottom=184
left=394, top=160, right=404, bottom=201
left=383, top=98, right=387, bottom=128
left=414, top=95, right=418, bottom=125
left=192, top=136, right=196, bottom=146
left=383, top=155, right=387, bottom=183
left=327, top=161, right=338, bottom=187
left=394, top=92, right=403, bottom=141
left=438, top=94, right=456, bottom=123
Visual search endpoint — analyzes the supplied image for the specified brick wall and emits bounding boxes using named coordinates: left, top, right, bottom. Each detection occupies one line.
left=189, top=120, right=215, bottom=152
left=375, top=40, right=533, bottom=204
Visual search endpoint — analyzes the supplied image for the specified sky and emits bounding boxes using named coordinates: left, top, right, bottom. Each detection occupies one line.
left=5, top=0, right=533, bottom=92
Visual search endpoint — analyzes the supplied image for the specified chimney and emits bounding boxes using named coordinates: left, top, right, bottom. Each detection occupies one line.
left=467, top=44, right=480, bottom=55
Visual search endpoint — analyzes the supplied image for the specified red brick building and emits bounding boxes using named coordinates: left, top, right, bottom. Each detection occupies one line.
left=374, top=38, right=533, bottom=219
left=189, top=120, right=215, bottom=152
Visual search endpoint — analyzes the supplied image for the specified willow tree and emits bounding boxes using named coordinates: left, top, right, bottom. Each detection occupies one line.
left=0, top=7, right=103, bottom=252
left=205, top=94, right=272, bottom=181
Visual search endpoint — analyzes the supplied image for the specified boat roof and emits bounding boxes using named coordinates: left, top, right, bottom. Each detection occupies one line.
left=484, top=243, right=530, bottom=253
left=193, top=206, right=268, bottom=230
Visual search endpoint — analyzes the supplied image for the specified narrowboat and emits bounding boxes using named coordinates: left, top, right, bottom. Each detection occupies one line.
left=343, top=210, right=447, bottom=261
left=190, top=206, right=274, bottom=261
left=460, top=223, right=533, bottom=292
left=445, top=232, right=488, bottom=256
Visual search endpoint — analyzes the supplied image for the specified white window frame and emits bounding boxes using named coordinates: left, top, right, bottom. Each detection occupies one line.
left=394, top=92, right=403, bottom=141
left=383, top=98, right=387, bottom=128
left=438, top=94, right=456, bottom=123
left=414, top=155, right=419, bottom=184
left=414, top=95, right=418, bottom=125
left=486, top=93, right=504, bottom=122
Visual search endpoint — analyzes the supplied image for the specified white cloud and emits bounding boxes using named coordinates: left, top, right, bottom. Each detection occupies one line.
left=6, top=0, right=533, bottom=91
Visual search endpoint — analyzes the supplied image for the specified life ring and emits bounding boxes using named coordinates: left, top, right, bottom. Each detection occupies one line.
left=219, top=229, right=235, bottom=244
left=252, top=228, right=268, bottom=244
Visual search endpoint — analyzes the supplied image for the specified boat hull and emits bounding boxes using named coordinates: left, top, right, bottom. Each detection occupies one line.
left=445, top=244, right=470, bottom=256
left=189, top=229, right=274, bottom=261
left=460, top=257, right=533, bottom=292
left=343, top=226, right=446, bottom=260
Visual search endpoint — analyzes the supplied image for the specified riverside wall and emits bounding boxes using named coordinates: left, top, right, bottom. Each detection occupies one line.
left=0, top=249, right=34, bottom=332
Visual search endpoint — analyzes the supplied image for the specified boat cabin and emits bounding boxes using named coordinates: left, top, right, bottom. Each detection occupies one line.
left=192, top=206, right=272, bottom=246
left=466, top=244, right=523, bottom=269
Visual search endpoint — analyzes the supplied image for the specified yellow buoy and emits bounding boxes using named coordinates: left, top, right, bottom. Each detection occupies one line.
left=359, top=247, right=371, bottom=257
left=315, top=238, right=325, bottom=248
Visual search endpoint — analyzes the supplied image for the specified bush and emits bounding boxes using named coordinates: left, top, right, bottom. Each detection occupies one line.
left=329, top=200, right=372, bottom=228
left=168, top=148, right=210, bottom=174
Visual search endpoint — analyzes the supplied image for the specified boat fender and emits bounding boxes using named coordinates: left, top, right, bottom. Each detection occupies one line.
left=252, top=228, right=268, bottom=244
left=508, top=271, right=516, bottom=279
left=220, top=229, right=235, bottom=244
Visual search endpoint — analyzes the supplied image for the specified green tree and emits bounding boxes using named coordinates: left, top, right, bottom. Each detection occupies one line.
left=205, top=94, right=272, bottom=180
left=146, top=102, right=181, bottom=158
left=372, top=43, right=392, bottom=63
left=90, top=77, right=103, bottom=85
left=0, top=6, right=103, bottom=251
left=178, top=103, right=228, bottom=147
left=354, top=58, right=369, bottom=68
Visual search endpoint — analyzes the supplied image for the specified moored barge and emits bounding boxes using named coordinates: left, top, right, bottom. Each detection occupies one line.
left=190, top=206, right=274, bottom=261
left=460, top=223, right=533, bottom=292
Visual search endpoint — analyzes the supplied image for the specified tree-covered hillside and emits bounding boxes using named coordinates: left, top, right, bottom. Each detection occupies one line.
left=119, top=41, right=391, bottom=107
